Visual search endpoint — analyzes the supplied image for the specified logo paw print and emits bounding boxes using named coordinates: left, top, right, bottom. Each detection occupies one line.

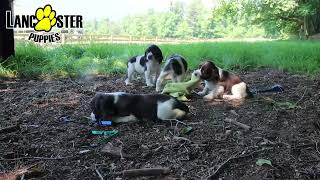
left=34, top=5, right=57, bottom=32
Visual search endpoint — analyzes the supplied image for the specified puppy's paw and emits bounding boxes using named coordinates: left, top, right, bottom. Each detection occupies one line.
left=142, top=85, right=153, bottom=88
left=125, top=79, right=133, bottom=86
left=146, top=83, right=154, bottom=87
left=197, top=91, right=206, bottom=96
left=156, top=87, right=161, bottom=92
left=203, top=95, right=214, bottom=101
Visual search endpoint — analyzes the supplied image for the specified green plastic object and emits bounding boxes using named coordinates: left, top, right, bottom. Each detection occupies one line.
left=91, top=130, right=118, bottom=136
left=91, top=130, right=119, bottom=144
left=162, top=72, right=201, bottom=101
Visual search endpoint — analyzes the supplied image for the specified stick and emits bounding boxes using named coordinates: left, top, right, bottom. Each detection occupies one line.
left=207, top=153, right=238, bottom=180
left=0, top=156, right=74, bottom=161
left=206, top=148, right=273, bottom=179
left=173, top=136, right=192, bottom=143
left=162, top=119, right=187, bottom=126
left=224, top=118, right=251, bottom=131
left=115, top=168, right=170, bottom=177
left=295, top=88, right=307, bottom=106
left=0, top=124, right=20, bottom=134
left=95, top=168, right=104, bottom=180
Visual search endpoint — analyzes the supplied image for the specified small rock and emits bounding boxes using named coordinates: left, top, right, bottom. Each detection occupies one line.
left=225, top=130, right=232, bottom=136
left=141, top=145, right=149, bottom=149
left=230, top=110, right=239, bottom=116
left=101, top=143, right=129, bottom=158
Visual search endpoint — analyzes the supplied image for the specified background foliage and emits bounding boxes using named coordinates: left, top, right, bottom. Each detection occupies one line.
left=1, top=41, right=320, bottom=78
left=84, top=0, right=320, bottom=39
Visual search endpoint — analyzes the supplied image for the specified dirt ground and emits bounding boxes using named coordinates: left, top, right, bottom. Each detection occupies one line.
left=0, top=68, right=320, bottom=180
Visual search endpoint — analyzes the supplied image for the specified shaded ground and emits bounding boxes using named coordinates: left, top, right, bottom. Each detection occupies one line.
left=0, top=68, right=320, bottom=180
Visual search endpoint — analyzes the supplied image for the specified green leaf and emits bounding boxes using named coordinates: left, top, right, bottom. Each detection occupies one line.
left=256, top=159, right=272, bottom=166
left=180, top=126, right=193, bottom=135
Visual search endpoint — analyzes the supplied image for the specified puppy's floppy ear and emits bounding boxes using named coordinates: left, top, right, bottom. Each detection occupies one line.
left=200, top=61, right=219, bottom=81
left=198, top=60, right=214, bottom=69
left=156, top=51, right=163, bottom=63
left=144, top=48, right=149, bottom=58
left=100, top=95, right=117, bottom=117
left=152, top=45, right=163, bottom=63
left=198, top=62, right=205, bottom=69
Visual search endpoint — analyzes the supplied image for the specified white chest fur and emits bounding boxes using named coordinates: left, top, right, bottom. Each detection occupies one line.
left=146, top=61, right=159, bottom=74
left=205, top=80, right=217, bottom=90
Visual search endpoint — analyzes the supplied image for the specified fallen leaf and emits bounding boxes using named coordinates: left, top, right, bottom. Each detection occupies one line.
left=256, top=159, right=272, bottom=166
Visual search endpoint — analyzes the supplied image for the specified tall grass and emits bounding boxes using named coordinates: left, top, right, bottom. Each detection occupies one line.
left=1, top=41, right=319, bottom=78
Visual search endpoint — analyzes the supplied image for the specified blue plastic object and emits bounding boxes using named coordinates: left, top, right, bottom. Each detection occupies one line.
left=97, top=121, right=112, bottom=126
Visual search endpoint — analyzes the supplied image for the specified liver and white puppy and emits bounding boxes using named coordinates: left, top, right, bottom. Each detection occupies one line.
left=125, top=45, right=163, bottom=87
left=90, top=92, right=189, bottom=123
left=195, top=61, right=251, bottom=100
left=156, top=54, right=188, bottom=92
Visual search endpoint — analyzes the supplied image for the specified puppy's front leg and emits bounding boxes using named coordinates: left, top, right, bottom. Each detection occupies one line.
left=197, top=84, right=209, bottom=96
left=125, top=63, right=135, bottom=85
left=153, top=66, right=161, bottom=84
left=204, top=85, right=224, bottom=101
left=145, top=70, right=154, bottom=87
left=156, top=71, right=169, bottom=92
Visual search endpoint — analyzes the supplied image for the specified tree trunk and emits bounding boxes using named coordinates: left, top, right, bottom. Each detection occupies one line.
left=0, top=0, right=15, bottom=61
left=303, top=16, right=309, bottom=39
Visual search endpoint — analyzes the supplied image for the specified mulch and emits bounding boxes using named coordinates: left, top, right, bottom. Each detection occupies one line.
left=0, top=68, right=320, bottom=179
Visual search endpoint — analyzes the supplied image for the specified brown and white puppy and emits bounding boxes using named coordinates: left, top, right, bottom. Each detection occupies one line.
left=90, top=92, right=189, bottom=123
left=195, top=61, right=251, bottom=101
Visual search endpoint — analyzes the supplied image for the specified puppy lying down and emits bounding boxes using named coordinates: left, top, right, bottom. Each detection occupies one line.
left=90, top=92, right=189, bottom=123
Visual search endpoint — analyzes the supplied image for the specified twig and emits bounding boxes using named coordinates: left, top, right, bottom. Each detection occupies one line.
left=207, top=153, right=239, bottom=180
left=82, top=116, right=92, bottom=121
left=173, top=136, right=192, bottom=143
left=95, top=167, right=104, bottom=180
left=113, top=168, right=170, bottom=177
left=206, top=147, right=273, bottom=179
left=20, top=174, right=25, bottom=180
left=0, top=156, right=74, bottom=161
left=116, top=139, right=125, bottom=160
left=162, top=119, right=187, bottom=126
left=295, top=88, right=307, bottom=106
left=224, top=118, right=251, bottom=131
left=314, top=141, right=320, bottom=156
left=0, top=124, right=20, bottom=134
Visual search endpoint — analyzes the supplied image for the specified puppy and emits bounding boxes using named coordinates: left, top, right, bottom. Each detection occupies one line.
left=156, top=54, right=188, bottom=92
left=195, top=61, right=251, bottom=100
left=125, top=45, right=163, bottom=87
left=90, top=92, right=189, bottom=123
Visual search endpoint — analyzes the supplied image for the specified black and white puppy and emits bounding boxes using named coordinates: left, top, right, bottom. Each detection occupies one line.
left=125, top=45, right=163, bottom=87
left=156, top=54, right=188, bottom=92
left=90, top=92, right=189, bottom=123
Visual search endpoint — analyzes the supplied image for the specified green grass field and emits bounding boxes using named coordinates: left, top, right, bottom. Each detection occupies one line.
left=1, top=41, right=320, bottom=78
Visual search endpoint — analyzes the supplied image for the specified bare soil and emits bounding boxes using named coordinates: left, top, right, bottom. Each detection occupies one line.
left=1, top=68, right=320, bottom=180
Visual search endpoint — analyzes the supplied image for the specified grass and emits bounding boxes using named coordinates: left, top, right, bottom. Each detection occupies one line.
left=1, top=40, right=320, bottom=78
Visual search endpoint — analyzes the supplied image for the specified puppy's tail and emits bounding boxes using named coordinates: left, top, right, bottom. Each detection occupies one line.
left=248, top=84, right=284, bottom=97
